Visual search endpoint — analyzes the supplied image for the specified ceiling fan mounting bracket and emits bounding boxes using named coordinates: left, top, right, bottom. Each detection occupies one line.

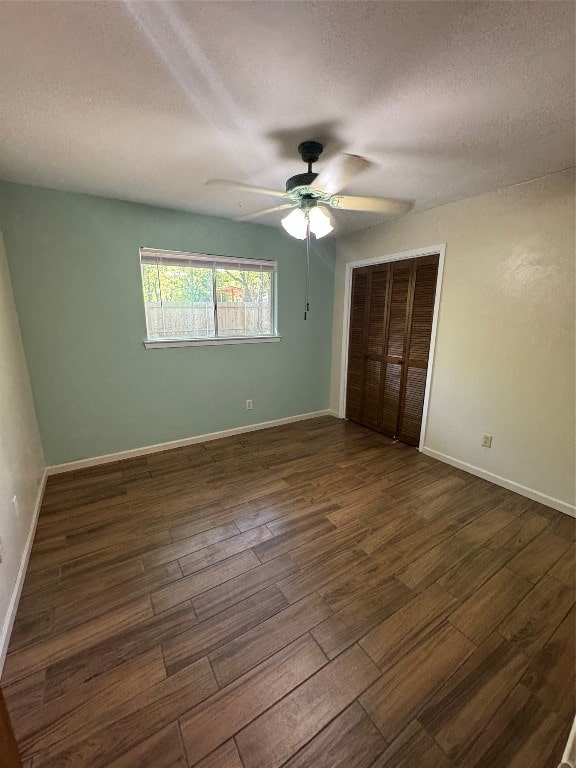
left=287, top=143, right=326, bottom=197
left=297, top=141, right=324, bottom=164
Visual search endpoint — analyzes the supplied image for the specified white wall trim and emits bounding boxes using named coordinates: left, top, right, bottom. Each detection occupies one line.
left=46, top=410, right=334, bottom=475
left=423, top=447, right=576, bottom=518
left=338, top=243, right=447, bottom=453
left=559, top=715, right=576, bottom=768
left=0, top=468, right=47, bottom=675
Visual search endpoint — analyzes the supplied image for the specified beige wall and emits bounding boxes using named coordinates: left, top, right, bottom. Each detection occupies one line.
left=0, top=231, right=45, bottom=670
left=332, top=169, right=575, bottom=514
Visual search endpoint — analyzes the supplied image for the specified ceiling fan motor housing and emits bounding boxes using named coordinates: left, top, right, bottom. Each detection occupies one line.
left=285, top=172, right=318, bottom=192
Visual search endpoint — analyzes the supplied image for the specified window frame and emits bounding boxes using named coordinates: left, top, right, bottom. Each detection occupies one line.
left=139, top=247, right=280, bottom=348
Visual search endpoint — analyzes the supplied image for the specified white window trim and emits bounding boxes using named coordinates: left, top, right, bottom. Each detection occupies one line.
left=140, top=247, right=278, bottom=346
left=144, top=335, right=282, bottom=349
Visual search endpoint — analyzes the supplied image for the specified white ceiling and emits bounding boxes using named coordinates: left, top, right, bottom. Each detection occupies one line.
left=0, top=1, right=574, bottom=235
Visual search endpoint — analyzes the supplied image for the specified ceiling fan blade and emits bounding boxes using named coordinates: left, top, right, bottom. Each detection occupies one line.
left=234, top=203, right=296, bottom=222
left=310, top=154, right=371, bottom=195
left=206, top=179, right=287, bottom=199
left=331, top=195, right=414, bottom=215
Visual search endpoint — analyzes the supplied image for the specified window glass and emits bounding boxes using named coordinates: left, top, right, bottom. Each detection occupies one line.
left=140, top=250, right=276, bottom=343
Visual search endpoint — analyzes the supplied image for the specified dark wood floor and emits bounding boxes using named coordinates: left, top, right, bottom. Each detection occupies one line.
left=2, top=416, right=574, bottom=768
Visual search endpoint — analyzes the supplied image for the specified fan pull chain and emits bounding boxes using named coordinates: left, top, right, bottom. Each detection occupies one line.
left=304, top=220, right=311, bottom=320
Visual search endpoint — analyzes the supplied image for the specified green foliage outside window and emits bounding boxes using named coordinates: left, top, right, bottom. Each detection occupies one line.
left=141, top=264, right=271, bottom=305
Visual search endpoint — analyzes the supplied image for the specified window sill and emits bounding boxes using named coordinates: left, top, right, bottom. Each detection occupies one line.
left=144, top=335, right=282, bottom=349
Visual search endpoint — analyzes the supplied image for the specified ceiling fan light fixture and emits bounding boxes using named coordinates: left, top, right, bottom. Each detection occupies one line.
left=281, top=208, right=308, bottom=240
left=281, top=205, right=334, bottom=240
left=308, top=205, right=334, bottom=239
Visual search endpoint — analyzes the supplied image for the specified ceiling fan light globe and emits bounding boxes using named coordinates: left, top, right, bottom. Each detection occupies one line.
left=281, top=208, right=308, bottom=240
left=308, top=206, right=334, bottom=239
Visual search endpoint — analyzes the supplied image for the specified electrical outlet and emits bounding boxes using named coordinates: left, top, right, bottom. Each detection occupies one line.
left=482, top=434, right=493, bottom=448
left=246, top=399, right=253, bottom=410
left=12, top=495, right=19, bottom=518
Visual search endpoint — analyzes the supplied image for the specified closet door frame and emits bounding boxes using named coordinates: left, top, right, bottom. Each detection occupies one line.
left=339, top=243, right=446, bottom=451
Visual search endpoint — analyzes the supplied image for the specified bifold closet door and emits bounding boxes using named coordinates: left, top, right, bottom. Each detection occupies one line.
left=345, top=266, right=370, bottom=424
left=361, top=264, right=390, bottom=431
left=346, top=263, right=391, bottom=431
left=396, top=256, right=439, bottom=445
left=345, top=255, right=439, bottom=446
left=380, top=260, right=412, bottom=438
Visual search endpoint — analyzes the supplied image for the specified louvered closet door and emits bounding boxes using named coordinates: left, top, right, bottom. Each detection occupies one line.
left=362, top=265, right=390, bottom=430
left=397, top=256, right=439, bottom=445
left=379, top=261, right=412, bottom=437
left=346, top=255, right=439, bottom=446
left=345, top=268, right=369, bottom=423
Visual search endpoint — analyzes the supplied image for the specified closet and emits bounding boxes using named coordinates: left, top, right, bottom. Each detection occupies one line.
left=346, top=255, right=439, bottom=446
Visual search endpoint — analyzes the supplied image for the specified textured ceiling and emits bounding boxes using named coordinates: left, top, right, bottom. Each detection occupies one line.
left=0, top=1, right=574, bottom=235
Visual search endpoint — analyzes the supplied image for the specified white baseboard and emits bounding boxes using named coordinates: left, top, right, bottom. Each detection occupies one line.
left=422, top=447, right=576, bottom=518
left=0, top=467, right=47, bottom=675
left=47, top=410, right=335, bottom=475
left=559, top=715, right=576, bottom=768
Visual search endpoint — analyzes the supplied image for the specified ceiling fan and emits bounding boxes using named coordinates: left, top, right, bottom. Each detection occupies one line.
left=206, top=141, right=414, bottom=239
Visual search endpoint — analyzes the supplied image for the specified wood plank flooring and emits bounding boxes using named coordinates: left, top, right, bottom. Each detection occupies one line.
left=2, top=416, right=574, bottom=767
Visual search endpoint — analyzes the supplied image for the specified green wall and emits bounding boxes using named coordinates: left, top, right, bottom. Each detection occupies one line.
left=0, top=182, right=335, bottom=465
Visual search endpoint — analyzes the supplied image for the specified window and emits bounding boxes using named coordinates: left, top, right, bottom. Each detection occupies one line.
left=140, top=248, right=279, bottom=347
